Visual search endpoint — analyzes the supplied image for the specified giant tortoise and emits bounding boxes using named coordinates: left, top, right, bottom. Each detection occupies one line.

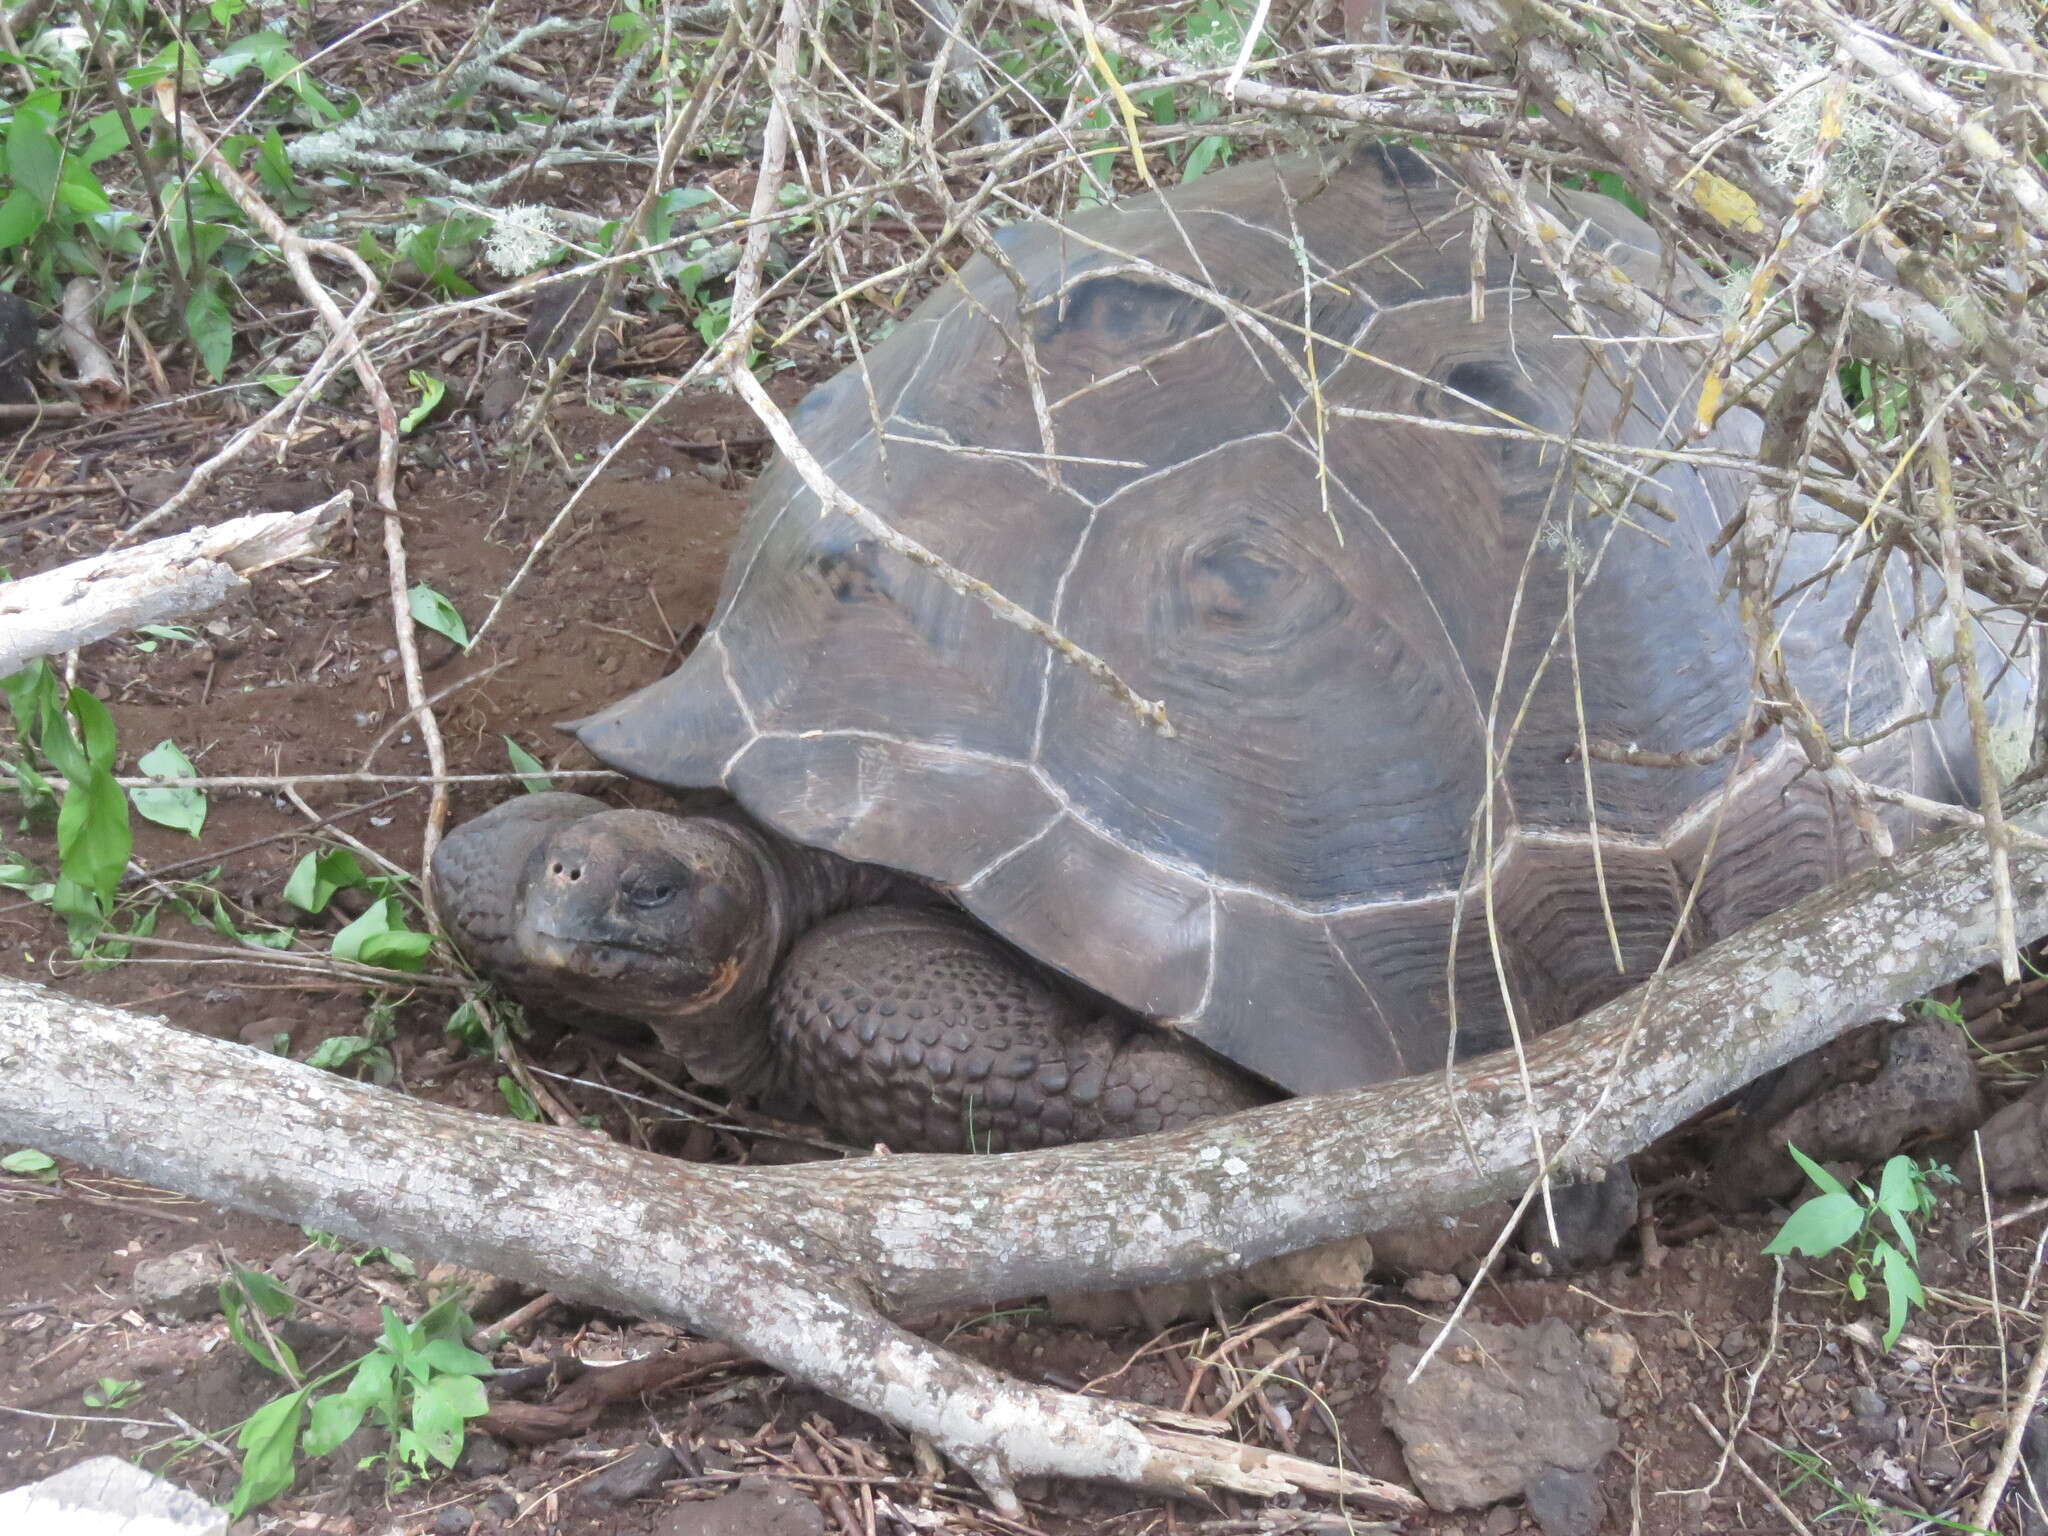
left=434, top=144, right=2016, bottom=1154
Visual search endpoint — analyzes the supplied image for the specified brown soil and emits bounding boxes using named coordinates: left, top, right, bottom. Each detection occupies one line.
left=4, top=347, right=2047, bottom=1536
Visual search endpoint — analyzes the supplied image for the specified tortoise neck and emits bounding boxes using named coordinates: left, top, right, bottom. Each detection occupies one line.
left=668, top=817, right=904, bottom=1101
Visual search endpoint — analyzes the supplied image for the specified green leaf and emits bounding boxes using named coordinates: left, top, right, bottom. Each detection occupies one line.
left=229, top=1389, right=309, bottom=1516
left=255, top=129, right=295, bottom=194
left=497, top=1076, right=540, bottom=1121
left=407, top=584, right=469, bottom=650
left=303, top=1034, right=376, bottom=1071
left=444, top=998, right=491, bottom=1051
left=1875, top=1155, right=1919, bottom=1213
left=413, top=1338, right=492, bottom=1376
left=504, top=737, right=551, bottom=793
left=2, top=1149, right=57, bottom=1175
left=130, top=740, right=207, bottom=836
left=1183, top=134, right=1227, bottom=180
left=400, top=371, right=446, bottom=434
left=1876, top=1241, right=1923, bottom=1349
left=0, top=187, right=43, bottom=251
left=357, top=927, right=433, bottom=971
left=83, top=1376, right=141, bottom=1408
left=330, top=897, right=431, bottom=972
left=1761, top=1190, right=1865, bottom=1257
left=1785, top=1142, right=1849, bottom=1198
left=301, top=1390, right=369, bottom=1458
left=284, top=848, right=370, bottom=913
left=185, top=283, right=235, bottom=380
left=410, top=1372, right=488, bottom=1467
left=6, top=90, right=63, bottom=206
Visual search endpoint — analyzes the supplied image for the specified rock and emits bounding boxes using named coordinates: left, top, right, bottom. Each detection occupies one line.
left=1713, top=1018, right=1982, bottom=1204
left=1849, top=1386, right=1887, bottom=1421
left=434, top=1506, right=475, bottom=1534
left=423, top=1261, right=523, bottom=1318
left=1525, top=1465, right=1606, bottom=1536
left=1049, top=1236, right=1373, bottom=1328
left=652, top=1476, right=826, bottom=1536
left=133, top=1245, right=230, bottom=1321
left=1371, top=1202, right=1518, bottom=1277
left=1482, top=1502, right=1522, bottom=1534
left=1245, top=1236, right=1373, bottom=1300
left=1975, top=1075, right=2048, bottom=1195
left=1381, top=1318, right=1627, bottom=1511
left=582, top=1444, right=678, bottom=1506
left=0, top=1455, right=226, bottom=1535
left=458, top=1433, right=514, bottom=1476
left=1921, top=1436, right=1963, bottom=1485
left=1520, top=1165, right=1637, bottom=1274
left=1404, top=1272, right=1463, bottom=1305
left=1291, top=1319, right=1335, bottom=1358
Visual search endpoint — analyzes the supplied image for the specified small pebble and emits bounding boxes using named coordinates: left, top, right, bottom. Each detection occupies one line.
left=1483, top=1502, right=1521, bottom=1534
left=457, top=1435, right=512, bottom=1476
left=1525, top=1465, right=1607, bottom=1536
left=1849, top=1386, right=1887, bottom=1420
left=1403, top=1271, right=1462, bottom=1304
left=434, top=1506, right=474, bottom=1535
left=583, top=1444, right=678, bottom=1506
left=1291, top=1319, right=1334, bottom=1357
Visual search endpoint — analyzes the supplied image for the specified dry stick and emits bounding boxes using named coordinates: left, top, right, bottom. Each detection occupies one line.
left=1969, top=1307, right=2048, bottom=1531
left=718, top=4, right=1169, bottom=736
left=1007, top=0, right=1571, bottom=150
left=149, top=78, right=449, bottom=894
left=0, top=499, right=344, bottom=676
left=109, top=770, right=620, bottom=791
left=1686, top=1407, right=1818, bottom=1536
left=1931, top=398, right=2019, bottom=981
left=1794, top=0, right=2048, bottom=240
left=55, top=278, right=123, bottom=405
left=507, top=2, right=745, bottom=451
left=1438, top=0, right=2027, bottom=378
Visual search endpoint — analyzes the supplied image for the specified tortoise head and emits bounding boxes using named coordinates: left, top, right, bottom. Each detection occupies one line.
left=516, top=810, right=779, bottom=1029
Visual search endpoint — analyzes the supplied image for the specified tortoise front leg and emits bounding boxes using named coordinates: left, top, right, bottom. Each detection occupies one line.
left=770, top=907, right=1274, bottom=1153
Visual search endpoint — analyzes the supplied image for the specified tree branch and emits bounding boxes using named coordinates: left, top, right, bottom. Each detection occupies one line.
left=6, top=782, right=2048, bottom=1505
left=0, top=498, right=346, bottom=677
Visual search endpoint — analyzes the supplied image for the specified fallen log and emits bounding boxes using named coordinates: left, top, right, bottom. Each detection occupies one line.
left=3, top=780, right=2045, bottom=1512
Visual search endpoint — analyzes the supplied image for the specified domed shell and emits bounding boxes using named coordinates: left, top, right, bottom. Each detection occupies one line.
left=574, top=145, right=2000, bottom=1095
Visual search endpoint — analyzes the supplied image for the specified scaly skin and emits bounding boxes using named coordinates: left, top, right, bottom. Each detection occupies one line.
left=431, top=798, right=1273, bottom=1150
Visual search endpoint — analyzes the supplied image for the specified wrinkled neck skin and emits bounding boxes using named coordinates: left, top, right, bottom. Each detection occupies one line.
left=640, top=813, right=912, bottom=1100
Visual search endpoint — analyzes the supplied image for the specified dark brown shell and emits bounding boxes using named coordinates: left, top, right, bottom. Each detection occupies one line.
left=574, top=146, right=2010, bottom=1094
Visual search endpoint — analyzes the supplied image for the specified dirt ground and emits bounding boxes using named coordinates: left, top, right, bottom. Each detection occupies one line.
left=3, top=376, right=2048, bottom=1536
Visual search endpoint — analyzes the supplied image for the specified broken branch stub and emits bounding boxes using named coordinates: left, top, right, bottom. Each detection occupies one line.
left=0, top=496, right=347, bottom=677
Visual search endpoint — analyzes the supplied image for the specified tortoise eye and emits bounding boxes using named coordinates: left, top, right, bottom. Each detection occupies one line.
left=625, top=875, right=680, bottom=910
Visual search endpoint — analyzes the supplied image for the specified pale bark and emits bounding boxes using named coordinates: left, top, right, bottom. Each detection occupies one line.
left=0, top=497, right=346, bottom=677
left=55, top=278, right=122, bottom=407
left=3, top=782, right=2046, bottom=1507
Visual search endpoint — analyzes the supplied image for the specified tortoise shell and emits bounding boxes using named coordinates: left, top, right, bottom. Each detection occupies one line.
left=572, top=145, right=1999, bottom=1095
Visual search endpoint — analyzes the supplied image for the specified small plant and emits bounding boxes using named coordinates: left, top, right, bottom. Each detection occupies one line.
left=1763, top=1146, right=1955, bottom=1348
left=283, top=847, right=433, bottom=972
left=83, top=1377, right=143, bottom=1409
left=222, top=1272, right=492, bottom=1516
